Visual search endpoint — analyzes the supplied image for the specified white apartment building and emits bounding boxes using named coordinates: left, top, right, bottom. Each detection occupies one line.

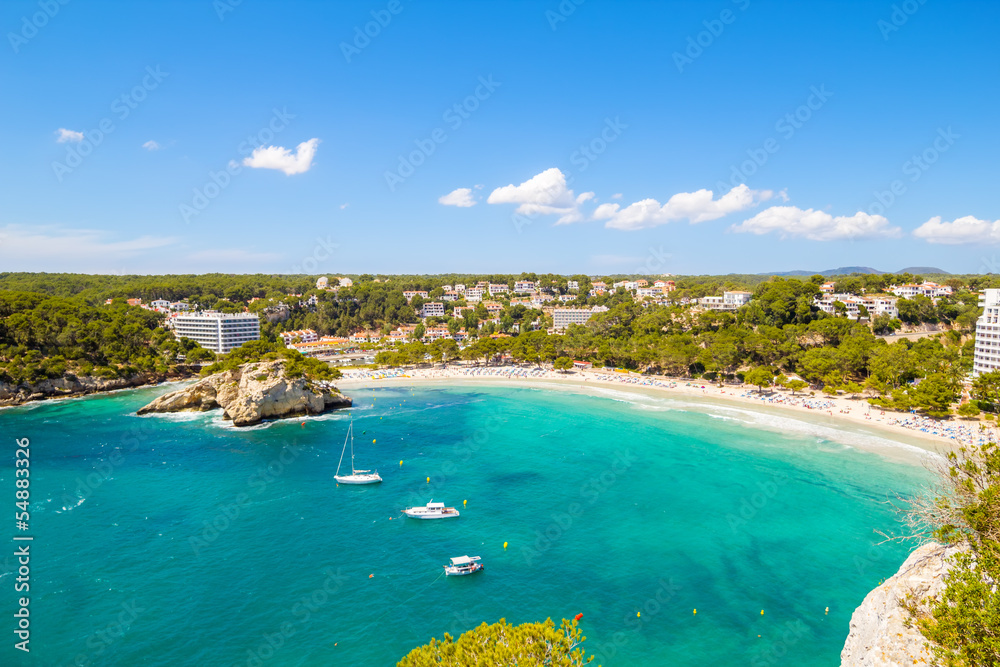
left=488, top=283, right=508, bottom=296
left=173, top=312, right=260, bottom=354
left=814, top=294, right=898, bottom=319
left=403, top=291, right=429, bottom=302
left=891, top=281, right=953, bottom=300
left=421, top=302, right=445, bottom=318
left=280, top=329, right=318, bottom=345
left=465, top=287, right=485, bottom=302
left=316, top=277, right=329, bottom=289
left=441, top=291, right=460, bottom=301
left=973, top=289, right=1000, bottom=375
left=699, top=291, right=752, bottom=311
left=454, top=283, right=466, bottom=293
left=552, top=306, right=609, bottom=331
left=567, top=280, right=579, bottom=292
left=150, top=299, right=171, bottom=309
left=514, top=280, right=536, bottom=293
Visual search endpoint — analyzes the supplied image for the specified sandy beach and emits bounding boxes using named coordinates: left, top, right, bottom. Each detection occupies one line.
left=336, top=364, right=997, bottom=464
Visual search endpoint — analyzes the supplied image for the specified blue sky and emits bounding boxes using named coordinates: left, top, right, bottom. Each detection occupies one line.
left=2, top=0, right=998, bottom=275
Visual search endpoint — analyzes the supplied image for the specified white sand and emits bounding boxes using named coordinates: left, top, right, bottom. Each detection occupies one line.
left=336, top=365, right=996, bottom=465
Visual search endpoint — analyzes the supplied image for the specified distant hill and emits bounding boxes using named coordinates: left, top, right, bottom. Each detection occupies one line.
left=765, top=266, right=949, bottom=277
left=897, top=266, right=950, bottom=275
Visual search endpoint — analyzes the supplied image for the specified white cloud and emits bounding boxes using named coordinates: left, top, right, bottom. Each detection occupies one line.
left=487, top=167, right=593, bottom=224
left=0, top=225, right=176, bottom=271
left=611, top=193, right=623, bottom=199
left=142, top=140, right=161, bottom=151
left=912, top=215, right=1000, bottom=244
left=594, top=184, right=773, bottom=230
left=56, top=128, right=83, bottom=143
left=438, top=187, right=477, bottom=207
left=243, top=138, right=320, bottom=175
left=339, top=203, right=350, bottom=210
left=731, top=206, right=902, bottom=241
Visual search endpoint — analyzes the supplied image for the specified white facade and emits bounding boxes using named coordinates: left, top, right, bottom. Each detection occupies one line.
left=465, top=287, right=485, bottom=302
left=974, top=289, right=1000, bottom=375
left=316, top=277, right=329, bottom=289
left=552, top=306, right=609, bottom=331
left=173, top=312, right=260, bottom=354
left=280, top=329, right=318, bottom=345
left=567, top=280, right=579, bottom=292
left=514, top=281, right=536, bottom=293
left=891, top=282, right=953, bottom=299
left=488, top=283, right=508, bottom=296
left=700, top=291, right=752, bottom=311
left=421, top=302, right=445, bottom=318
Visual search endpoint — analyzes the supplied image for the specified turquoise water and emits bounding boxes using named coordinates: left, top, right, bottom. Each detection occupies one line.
left=0, top=382, right=932, bottom=666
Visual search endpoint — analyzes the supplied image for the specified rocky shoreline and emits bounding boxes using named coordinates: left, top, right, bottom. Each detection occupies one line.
left=0, top=366, right=200, bottom=407
left=841, top=542, right=960, bottom=666
left=136, top=359, right=351, bottom=426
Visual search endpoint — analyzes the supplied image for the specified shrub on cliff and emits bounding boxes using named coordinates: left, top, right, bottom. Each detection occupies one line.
left=907, top=442, right=1000, bottom=665
left=397, top=617, right=593, bottom=666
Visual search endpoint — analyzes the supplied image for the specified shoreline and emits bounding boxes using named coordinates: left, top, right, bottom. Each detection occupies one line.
left=336, top=365, right=996, bottom=464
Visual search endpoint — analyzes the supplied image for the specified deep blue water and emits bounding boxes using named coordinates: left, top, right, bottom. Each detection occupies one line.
left=0, top=382, right=931, bottom=666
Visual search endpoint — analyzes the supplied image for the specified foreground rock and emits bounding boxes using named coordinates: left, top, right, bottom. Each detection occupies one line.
left=841, top=542, right=962, bottom=666
left=136, top=360, right=351, bottom=426
left=0, top=367, right=198, bottom=407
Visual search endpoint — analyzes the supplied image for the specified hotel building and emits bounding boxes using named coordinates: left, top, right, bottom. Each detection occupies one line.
left=172, top=312, right=261, bottom=354
left=973, top=289, right=1000, bottom=375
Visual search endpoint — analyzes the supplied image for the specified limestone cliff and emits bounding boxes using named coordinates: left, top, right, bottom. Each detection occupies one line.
left=136, top=360, right=351, bottom=426
left=841, top=542, right=961, bottom=666
left=0, top=367, right=198, bottom=407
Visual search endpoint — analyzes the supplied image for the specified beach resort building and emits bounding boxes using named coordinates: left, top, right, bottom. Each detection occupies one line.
left=567, top=280, right=579, bottom=292
left=699, top=291, right=752, bottom=311
left=280, top=329, right=318, bottom=345
left=891, top=282, right=953, bottom=300
left=465, top=287, right=485, bottom=302
left=488, top=283, right=508, bottom=296
left=403, top=290, right=429, bottom=302
left=514, top=280, right=536, bottom=293
left=172, top=312, right=260, bottom=354
left=973, top=289, right=1000, bottom=375
left=552, top=306, right=609, bottom=331
left=421, top=302, right=445, bottom=318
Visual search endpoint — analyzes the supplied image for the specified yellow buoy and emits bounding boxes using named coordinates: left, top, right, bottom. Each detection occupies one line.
left=426, top=477, right=430, bottom=483
left=503, top=541, right=508, bottom=549
left=463, top=499, right=467, bottom=506
left=825, top=607, right=829, bottom=615
left=373, top=439, right=376, bottom=444
left=636, top=612, right=640, bottom=617
left=693, top=609, right=697, bottom=615
left=399, top=460, right=403, bottom=466
left=760, top=610, right=764, bottom=615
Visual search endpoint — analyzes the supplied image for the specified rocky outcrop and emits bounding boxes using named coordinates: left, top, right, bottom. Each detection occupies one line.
left=0, top=367, right=198, bottom=407
left=136, top=360, right=351, bottom=426
left=841, top=542, right=962, bottom=666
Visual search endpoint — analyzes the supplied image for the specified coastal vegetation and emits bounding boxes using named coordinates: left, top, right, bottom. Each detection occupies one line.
left=898, top=442, right=1000, bottom=665
left=398, top=617, right=592, bottom=666
left=0, top=290, right=212, bottom=385
left=0, top=271, right=989, bottom=418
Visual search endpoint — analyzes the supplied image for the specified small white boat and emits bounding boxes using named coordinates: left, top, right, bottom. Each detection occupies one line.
left=335, top=421, right=382, bottom=485
left=444, top=556, right=483, bottom=576
left=402, top=501, right=459, bottom=519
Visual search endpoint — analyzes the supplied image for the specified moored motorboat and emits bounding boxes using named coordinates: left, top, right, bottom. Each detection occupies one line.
left=444, top=556, right=483, bottom=576
left=402, top=501, right=459, bottom=519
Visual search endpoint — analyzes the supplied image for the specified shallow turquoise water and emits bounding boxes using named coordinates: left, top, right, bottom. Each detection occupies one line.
left=0, top=383, right=931, bottom=666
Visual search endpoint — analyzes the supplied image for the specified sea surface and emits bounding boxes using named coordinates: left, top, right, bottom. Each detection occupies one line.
left=0, top=383, right=935, bottom=666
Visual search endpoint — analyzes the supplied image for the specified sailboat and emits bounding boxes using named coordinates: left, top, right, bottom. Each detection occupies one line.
left=334, top=421, right=382, bottom=485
